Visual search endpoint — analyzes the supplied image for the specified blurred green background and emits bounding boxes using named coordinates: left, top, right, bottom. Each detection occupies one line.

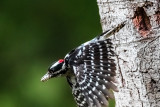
left=0, top=0, right=115, bottom=107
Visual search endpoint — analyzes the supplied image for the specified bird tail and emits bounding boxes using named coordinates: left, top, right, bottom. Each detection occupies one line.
left=98, top=20, right=126, bottom=40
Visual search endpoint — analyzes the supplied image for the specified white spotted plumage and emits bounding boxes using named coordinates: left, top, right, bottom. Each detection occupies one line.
left=41, top=21, right=126, bottom=107
left=66, top=33, right=122, bottom=107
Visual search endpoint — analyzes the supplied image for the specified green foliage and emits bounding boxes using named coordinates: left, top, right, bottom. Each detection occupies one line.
left=0, top=0, right=114, bottom=107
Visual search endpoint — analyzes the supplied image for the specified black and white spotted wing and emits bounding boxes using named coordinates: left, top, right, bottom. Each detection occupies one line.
left=68, top=39, right=118, bottom=107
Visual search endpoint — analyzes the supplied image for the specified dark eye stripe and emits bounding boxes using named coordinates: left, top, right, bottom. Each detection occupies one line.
left=49, top=63, right=63, bottom=72
left=54, top=63, right=63, bottom=71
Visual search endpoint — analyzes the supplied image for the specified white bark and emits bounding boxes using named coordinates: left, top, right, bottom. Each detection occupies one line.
left=97, top=0, right=160, bottom=107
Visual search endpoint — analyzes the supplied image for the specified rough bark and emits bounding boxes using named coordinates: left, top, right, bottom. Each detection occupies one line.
left=97, top=0, right=160, bottom=107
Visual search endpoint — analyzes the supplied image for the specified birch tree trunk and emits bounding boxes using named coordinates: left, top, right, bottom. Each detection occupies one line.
left=97, top=0, right=160, bottom=107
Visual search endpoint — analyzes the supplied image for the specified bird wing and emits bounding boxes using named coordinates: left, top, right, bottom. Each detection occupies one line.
left=68, top=39, right=118, bottom=107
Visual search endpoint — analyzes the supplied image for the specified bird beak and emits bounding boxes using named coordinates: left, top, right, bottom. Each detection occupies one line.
left=41, top=72, right=52, bottom=82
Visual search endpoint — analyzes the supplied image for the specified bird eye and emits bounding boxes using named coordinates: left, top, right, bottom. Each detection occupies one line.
left=48, top=69, right=53, bottom=73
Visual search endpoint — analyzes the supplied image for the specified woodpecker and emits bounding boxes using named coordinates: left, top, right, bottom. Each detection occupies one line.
left=41, top=21, right=126, bottom=107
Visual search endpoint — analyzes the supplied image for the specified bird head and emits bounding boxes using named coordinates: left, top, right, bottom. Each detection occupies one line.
left=41, top=59, right=67, bottom=82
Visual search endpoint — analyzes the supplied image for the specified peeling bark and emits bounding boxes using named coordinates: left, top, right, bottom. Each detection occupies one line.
left=97, top=0, right=160, bottom=107
left=154, top=10, right=160, bottom=25
left=133, top=7, right=151, bottom=37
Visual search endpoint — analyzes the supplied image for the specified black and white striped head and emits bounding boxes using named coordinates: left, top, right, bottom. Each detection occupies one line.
left=41, top=59, right=67, bottom=82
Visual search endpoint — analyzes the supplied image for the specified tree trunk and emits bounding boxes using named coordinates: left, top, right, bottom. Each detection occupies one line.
left=97, top=0, right=160, bottom=107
